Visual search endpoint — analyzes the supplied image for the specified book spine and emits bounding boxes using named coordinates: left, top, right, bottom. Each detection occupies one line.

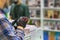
left=55, top=32, right=60, bottom=40
left=48, top=0, right=54, bottom=7
left=44, top=31, right=48, bottom=40
left=47, top=10, right=54, bottom=18
left=49, top=32, right=55, bottom=40
left=44, top=0, right=48, bottom=7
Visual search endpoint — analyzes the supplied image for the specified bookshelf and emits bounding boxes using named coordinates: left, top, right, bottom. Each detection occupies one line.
left=43, top=0, right=60, bottom=40
left=30, top=17, right=40, bottom=20
left=25, top=0, right=60, bottom=40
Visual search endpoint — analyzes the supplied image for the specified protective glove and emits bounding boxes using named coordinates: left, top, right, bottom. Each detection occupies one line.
left=16, top=17, right=28, bottom=28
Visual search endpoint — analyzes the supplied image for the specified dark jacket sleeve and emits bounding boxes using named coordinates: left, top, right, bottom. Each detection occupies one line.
left=10, top=4, right=15, bottom=19
left=24, top=5, right=30, bottom=18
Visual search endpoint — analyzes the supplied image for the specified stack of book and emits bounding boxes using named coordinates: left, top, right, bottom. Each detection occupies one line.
left=44, top=21, right=60, bottom=30
left=27, top=0, right=40, bottom=7
left=35, top=20, right=40, bottom=27
left=54, top=0, right=60, bottom=7
left=36, top=10, right=40, bottom=18
left=44, top=0, right=60, bottom=7
left=44, top=10, right=60, bottom=19
left=44, top=0, right=54, bottom=7
left=44, top=31, right=60, bottom=40
left=30, top=10, right=40, bottom=18
left=30, top=10, right=36, bottom=18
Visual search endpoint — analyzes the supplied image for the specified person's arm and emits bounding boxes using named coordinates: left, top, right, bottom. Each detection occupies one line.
left=16, top=17, right=28, bottom=28
left=0, top=18, right=21, bottom=40
left=16, top=26, right=24, bottom=40
left=0, top=12, right=25, bottom=40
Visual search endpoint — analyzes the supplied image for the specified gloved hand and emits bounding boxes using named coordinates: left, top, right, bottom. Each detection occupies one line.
left=16, top=17, right=28, bottom=28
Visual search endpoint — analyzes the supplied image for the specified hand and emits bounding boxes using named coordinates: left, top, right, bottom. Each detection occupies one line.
left=17, top=17, right=28, bottom=28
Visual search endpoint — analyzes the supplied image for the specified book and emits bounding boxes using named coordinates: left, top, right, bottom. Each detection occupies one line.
left=36, top=0, right=40, bottom=7
left=30, top=10, right=36, bottom=18
left=53, top=10, right=59, bottom=18
left=54, top=0, right=60, bottom=7
left=49, top=32, right=55, bottom=40
left=28, top=0, right=40, bottom=7
left=48, top=0, right=54, bottom=8
left=44, top=0, right=48, bottom=7
left=44, top=0, right=54, bottom=7
left=45, top=10, right=60, bottom=19
left=44, top=31, right=48, bottom=40
left=55, top=32, right=60, bottom=40
left=49, top=21, right=55, bottom=30
left=47, top=10, right=54, bottom=18
left=58, top=11, right=60, bottom=18
left=36, top=10, right=40, bottom=17
left=55, top=22, right=60, bottom=30
left=43, top=21, right=50, bottom=29
left=28, top=0, right=36, bottom=6
left=35, top=20, right=40, bottom=27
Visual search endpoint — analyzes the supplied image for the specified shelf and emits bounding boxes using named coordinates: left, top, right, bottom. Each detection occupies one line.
left=43, top=18, right=60, bottom=21
left=26, top=0, right=60, bottom=40
left=29, top=7, right=40, bottom=10
left=44, top=7, right=60, bottom=10
left=30, top=17, right=41, bottom=20
left=43, top=29, right=60, bottom=32
left=36, top=27, right=43, bottom=31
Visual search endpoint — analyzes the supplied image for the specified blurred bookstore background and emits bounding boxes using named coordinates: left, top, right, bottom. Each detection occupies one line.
left=7, top=0, right=60, bottom=40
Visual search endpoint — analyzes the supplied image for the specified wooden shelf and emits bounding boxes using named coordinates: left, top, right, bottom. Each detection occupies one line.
left=29, top=7, right=40, bottom=10
left=43, top=29, right=60, bottom=32
left=44, top=7, right=60, bottom=10
left=43, top=18, right=60, bottom=21
left=30, top=17, right=41, bottom=20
